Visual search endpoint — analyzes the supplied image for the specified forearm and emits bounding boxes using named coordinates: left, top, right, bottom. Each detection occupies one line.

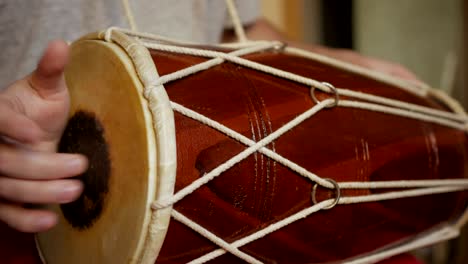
left=222, top=18, right=419, bottom=82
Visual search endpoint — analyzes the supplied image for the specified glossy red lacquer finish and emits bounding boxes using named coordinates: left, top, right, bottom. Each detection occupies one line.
left=152, top=49, right=468, bottom=263
left=0, top=48, right=466, bottom=264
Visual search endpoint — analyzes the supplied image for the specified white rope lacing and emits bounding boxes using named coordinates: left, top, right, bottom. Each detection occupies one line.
left=186, top=186, right=466, bottom=264
left=122, top=0, right=138, bottom=31
left=103, top=19, right=468, bottom=264
left=152, top=99, right=332, bottom=209
left=225, top=0, right=248, bottom=42
left=136, top=36, right=468, bottom=262
left=135, top=40, right=468, bottom=128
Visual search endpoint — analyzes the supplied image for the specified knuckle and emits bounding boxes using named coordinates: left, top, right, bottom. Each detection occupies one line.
left=0, top=178, right=21, bottom=203
left=0, top=96, right=13, bottom=110
left=4, top=179, right=37, bottom=203
left=0, top=202, right=29, bottom=232
left=9, top=95, right=26, bottom=116
left=0, top=177, right=32, bottom=203
left=0, top=95, right=24, bottom=115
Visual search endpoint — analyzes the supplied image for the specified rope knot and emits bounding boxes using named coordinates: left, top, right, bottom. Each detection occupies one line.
left=144, top=84, right=160, bottom=98
left=151, top=199, right=172, bottom=210
left=104, top=27, right=117, bottom=43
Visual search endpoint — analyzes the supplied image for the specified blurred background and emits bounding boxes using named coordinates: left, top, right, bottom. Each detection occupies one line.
left=260, top=0, right=467, bottom=263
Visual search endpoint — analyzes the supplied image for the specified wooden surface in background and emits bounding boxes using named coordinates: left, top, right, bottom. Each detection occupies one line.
left=261, top=0, right=304, bottom=41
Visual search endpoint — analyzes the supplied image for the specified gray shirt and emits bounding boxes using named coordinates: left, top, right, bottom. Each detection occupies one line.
left=0, top=0, right=258, bottom=85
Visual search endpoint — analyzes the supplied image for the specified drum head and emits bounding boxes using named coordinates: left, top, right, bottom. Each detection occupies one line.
left=36, top=40, right=158, bottom=263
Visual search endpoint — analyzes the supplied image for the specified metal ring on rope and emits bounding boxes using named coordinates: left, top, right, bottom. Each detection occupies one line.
left=273, top=41, right=288, bottom=52
left=311, top=178, right=341, bottom=210
left=310, top=82, right=339, bottom=108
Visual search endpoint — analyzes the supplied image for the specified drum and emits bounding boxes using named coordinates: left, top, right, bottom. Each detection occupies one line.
left=1, top=28, right=468, bottom=264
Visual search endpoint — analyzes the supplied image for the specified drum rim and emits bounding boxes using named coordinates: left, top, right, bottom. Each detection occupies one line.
left=35, top=30, right=177, bottom=264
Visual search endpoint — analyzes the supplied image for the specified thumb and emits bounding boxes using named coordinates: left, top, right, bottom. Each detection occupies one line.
left=30, top=40, right=69, bottom=99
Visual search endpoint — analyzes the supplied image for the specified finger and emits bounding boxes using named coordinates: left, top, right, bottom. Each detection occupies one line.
left=366, top=59, right=420, bottom=81
left=0, top=202, right=57, bottom=233
left=0, top=177, right=83, bottom=204
left=29, top=40, right=69, bottom=99
left=0, top=145, right=88, bottom=180
left=330, top=49, right=422, bottom=83
left=388, top=65, right=419, bottom=81
left=0, top=100, right=42, bottom=143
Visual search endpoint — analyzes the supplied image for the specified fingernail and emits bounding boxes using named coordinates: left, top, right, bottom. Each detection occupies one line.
left=67, top=156, right=87, bottom=172
left=36, top=215, right=57, bottom=230
left=58, top=182, right=83, bottom=203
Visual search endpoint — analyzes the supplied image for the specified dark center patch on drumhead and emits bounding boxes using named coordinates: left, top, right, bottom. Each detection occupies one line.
left=58, top=110, right=110, bottom=230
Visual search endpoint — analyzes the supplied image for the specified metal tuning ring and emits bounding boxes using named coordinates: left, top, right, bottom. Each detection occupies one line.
left=272, top=41, right=288, bottom=52
left=310, top=82, right=339, bottom=108
left=311, top=178, right=341, bottom=210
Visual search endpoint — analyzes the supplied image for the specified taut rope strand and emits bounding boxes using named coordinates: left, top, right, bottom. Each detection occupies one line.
left=225, top=0, right=248, bottom=42
left=122, top=0, right=138, bottom=31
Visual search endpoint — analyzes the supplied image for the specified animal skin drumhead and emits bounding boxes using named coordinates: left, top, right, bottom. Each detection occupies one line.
left=36, top=40, right=159, bottom=263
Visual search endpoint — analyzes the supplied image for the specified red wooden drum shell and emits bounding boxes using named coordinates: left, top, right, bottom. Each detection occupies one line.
left=0, top=31, right=467, bottom=264
left=150, top=49, right=468, bottom=263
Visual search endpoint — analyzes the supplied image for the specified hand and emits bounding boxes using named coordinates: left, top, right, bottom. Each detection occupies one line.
left=239, top=18, right=422, bottom=83
left=312, top=46, right=421, bottom=83
left=0, top=41, right=88, bottom=233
